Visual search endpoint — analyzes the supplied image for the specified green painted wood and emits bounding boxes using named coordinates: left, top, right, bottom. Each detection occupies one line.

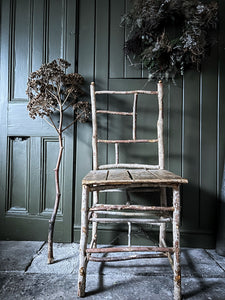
left=74, top=0, right=95, bottom=231
left=0, top=0, right=77, bottom=242
left=1, top=0, right=223, bottom=247
left=7, top=138, right=29, bottom=213
left=125, top=0, right=142, bottom=78
left=108, top=79, right=159, bottom=167
left=42, top=138, right=63, bottom=215
left=109, top=0, right=125, bottom=78
left=182, top=71, right=200, bottom=230
left=29, top=137, right=41, bottom=215
left=13, top=0, right=32, bottom=100
left=200, top=46, right=218, bottom=230
left=167, top=79, right=183, bottom=176
left=48, top=0, right=66, bottom=60
left=215, top=0, right=225, bottom=254
left=74, top=0, right=222, bottom=247
left=66, top=0, right=76, bottom=72
left=95, top=0, right=110, bottom=87
left=32, top=0, right=45, bottom=71
left=218, top=1, right=225, bottom=197
left=0, top=0, right=11, bottom=235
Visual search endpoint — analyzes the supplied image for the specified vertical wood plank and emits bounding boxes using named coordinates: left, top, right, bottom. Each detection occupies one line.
left=65, top=0, right=76, bottom=72
left=0, top=0, right=11, bottom=227
left=13, top=0, right=31, bottom=99
left=48, top=0, right=66, bottom=60
left=41, top=138, right=63, bottom=215
left=95, top=0, right=110, bottom=207
left=167, top=79, right=183, bottom=175
left=199, top=47, right=218, bottom=230
left=109, top=0, right=125, bottom=78
left=32, top=0, right=45, bottom=71
left=182, top=71, right=200, bottom=230
left=125, top=0, right=142, bottom=78
left=95, top=0, right=109, bottom=87
left=29, top=137, right=41, bottom=214
left=216, top=0, right=225, bottom=252
left=75, top=0, right=95, bottom=232
left=7, top=138, right=30, bottom=213
left=218, top=0, right=225, bottom=197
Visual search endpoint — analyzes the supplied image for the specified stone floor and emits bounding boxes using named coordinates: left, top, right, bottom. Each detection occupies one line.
left=0, top=241, right=225, bottom=299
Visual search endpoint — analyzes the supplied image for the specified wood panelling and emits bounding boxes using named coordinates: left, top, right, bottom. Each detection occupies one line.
left=74, top=0, right=224, bottom=247
left=0, top=0, right=224, bottom=247
left=11, top=0, right=33, bottom=100
left=7, top=137, right=30, bottom=214
left=41, top=138, right=63, bottom=216
left=0, top=0, right=77, bottom=241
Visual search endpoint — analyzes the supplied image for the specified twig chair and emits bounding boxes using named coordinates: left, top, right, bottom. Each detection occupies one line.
left=77, top=81, right=188, bottom=299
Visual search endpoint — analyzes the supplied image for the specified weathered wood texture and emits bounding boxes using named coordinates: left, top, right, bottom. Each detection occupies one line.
left=77, top=82, right=187, bottom=299
left=82, top=169, right=187, bottom=186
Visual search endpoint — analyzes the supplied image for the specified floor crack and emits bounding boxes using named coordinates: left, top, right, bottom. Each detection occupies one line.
left=24, top=241, right=46, bottom=272
left=204, top=249, right=225, bottom=272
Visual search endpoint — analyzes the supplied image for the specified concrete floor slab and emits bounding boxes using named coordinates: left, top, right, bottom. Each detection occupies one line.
left=1, top=241, right=225, bottom=299
left=182, top=278, right=225, bottom=300
left=206, top=249, right=225, bottom=271
left=181, top=248, right=225, bottom=278
left=0, top=241, right=44, bottom=272
left=27, top=243, right=79, bottom=274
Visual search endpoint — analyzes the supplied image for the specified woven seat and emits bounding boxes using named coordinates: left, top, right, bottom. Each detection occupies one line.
left=77, top=82, right=188, bottom=300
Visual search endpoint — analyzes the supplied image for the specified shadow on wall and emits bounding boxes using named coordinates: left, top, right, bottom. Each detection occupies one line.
left=216, top=161, right=225, bottom=255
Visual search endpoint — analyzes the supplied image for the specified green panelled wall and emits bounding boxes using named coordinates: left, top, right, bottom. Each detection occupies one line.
left=0, top=0, right=225, bottom=248
left=74, top=0, right=225, bottom=248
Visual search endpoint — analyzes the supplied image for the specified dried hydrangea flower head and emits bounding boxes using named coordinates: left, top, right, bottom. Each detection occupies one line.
left=26, top=59, right=90, bottom=123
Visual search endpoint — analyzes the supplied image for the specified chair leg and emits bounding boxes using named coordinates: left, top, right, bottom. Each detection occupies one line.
left=173, top=185, right=181, bottom=300
left=90, top=191, right=98, bottom=248
left=159, top=187, right=167, bottom=246
left=78, top=185, right=89, bottom=297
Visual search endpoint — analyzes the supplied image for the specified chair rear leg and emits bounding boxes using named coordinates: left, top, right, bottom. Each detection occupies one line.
left=78, top=185, right=89, bottom=297
left=173, top=185, right=181, bottom=300
left=159, top=187, right=167, bottom=246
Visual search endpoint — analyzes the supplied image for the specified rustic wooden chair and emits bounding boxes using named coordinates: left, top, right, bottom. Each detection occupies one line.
left=77, top=81, right=188, bottom=300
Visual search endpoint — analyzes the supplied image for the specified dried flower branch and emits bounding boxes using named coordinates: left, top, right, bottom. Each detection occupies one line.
left=26, top=59, right=91, bottom=264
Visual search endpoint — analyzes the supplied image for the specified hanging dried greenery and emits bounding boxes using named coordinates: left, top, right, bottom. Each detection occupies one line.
left=121, top=0, right=218, bottom=80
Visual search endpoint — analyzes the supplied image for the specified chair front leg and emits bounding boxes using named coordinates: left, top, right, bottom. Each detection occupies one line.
left=78, top=184, right=89, bottom=297
left=90, top=190, right=99, bottom=248
left=173, top=185, right=181, bottom=300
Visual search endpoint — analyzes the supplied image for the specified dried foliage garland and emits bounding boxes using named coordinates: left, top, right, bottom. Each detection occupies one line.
left=121, top=0, right=218, bottom=80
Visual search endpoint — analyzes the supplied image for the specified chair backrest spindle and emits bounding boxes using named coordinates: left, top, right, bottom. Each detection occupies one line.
left=157, top=81, right=164, bottom=170
left=90, top=82, right=98, bottom=170
left=132, top=93, right=138, bottom=140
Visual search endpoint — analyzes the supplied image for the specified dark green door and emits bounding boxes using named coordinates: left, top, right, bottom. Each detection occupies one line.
left=0, top=0, right=77, bottom=241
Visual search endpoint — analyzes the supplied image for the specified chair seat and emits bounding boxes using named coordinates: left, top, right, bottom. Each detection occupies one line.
left=82, top=168, right=188, bottom=187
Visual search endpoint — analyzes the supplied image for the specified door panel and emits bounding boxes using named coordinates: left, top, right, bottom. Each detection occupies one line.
left=0, top=0, right=77, bottom=241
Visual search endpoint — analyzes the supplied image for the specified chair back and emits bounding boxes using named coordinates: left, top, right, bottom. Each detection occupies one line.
left=90, top=82, right=164, bottom=171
